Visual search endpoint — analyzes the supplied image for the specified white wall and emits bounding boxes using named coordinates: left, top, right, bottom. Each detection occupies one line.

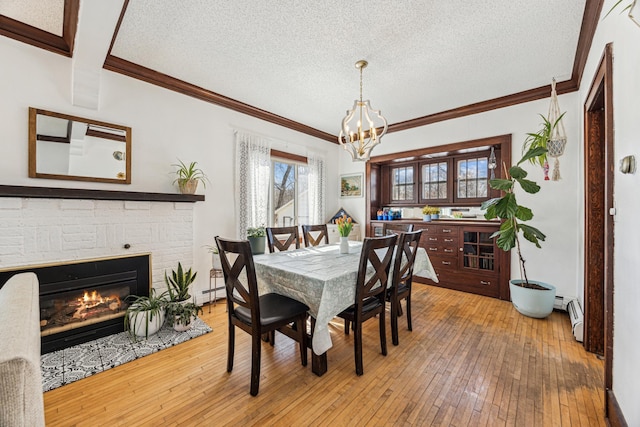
left=582, top=1, right=640, bottom=424
left=0, top=36, right=341, bottom=302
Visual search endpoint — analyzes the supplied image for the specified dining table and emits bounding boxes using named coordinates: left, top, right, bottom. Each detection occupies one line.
left=253, top=239, right=438, bottom=376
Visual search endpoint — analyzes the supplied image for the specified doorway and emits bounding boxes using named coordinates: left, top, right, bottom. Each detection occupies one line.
left=583, top=43, right=614, bottom=404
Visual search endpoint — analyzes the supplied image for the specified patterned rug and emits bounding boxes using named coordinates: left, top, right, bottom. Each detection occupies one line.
left=41, top=317, right=212, bottom=392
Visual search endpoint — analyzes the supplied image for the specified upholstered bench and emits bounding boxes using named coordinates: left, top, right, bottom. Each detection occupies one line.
left=0, top=272, right=45, bottom=426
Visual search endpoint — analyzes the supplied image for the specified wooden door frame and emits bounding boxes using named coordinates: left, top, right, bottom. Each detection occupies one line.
left=583, top=43, right=614, bottom=406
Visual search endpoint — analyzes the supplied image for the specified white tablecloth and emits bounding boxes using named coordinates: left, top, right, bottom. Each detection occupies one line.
left=253, top=241, right=437, bottom=355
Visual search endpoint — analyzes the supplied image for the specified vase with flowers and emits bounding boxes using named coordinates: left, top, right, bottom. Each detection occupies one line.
left=336, top=214, right=353, bottom=254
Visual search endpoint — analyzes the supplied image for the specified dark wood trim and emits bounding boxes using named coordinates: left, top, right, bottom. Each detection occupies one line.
left=62, top=0, right=80, bottom=55
left=571, top=0, right=603, bottom=89
left=271, top=149, right=307, bottom=164
left=36, top=135, right=70, bottom=144
left=0, top=185, right=204, bottom=203
left=584, top=43, right=614, bottom=412
left=606, top=389, right=629, bottom=427
left=106, top=0, right=129, bottom=58
left=0, top=15, right=70, bottom=56
left=86, top=128, right=127, bottom=142
left=103, top=56, right=336, bottom=143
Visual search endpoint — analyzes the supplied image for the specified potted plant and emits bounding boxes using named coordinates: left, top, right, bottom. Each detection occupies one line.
left=247, top=226, right=266, bottom=254
left=421, top=205, right=439, bottom=221
left=521, top=113, right=566, bottom=171
left=124, top=289, right=169, bottom=340
left=165, top=300, right=203, bottom=332
left=165, top=262, right=197, bottom=303
left=172, top=159, right=209, bottom=194
left=481, top=145, right=556, bottom=318
left=204, top=244, right=222, bottom=270
left=336, top=214, right=353, bottom=254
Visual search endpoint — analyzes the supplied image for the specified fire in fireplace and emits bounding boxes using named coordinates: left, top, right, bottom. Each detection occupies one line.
left=0, top=254, right=150, bottom=353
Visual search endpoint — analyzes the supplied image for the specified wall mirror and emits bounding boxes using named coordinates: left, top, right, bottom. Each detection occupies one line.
left=28, top=108, right=132, bottom=184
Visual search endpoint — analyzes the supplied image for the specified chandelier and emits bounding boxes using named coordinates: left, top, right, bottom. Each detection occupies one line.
left=338, top=60, right=388, bottom=162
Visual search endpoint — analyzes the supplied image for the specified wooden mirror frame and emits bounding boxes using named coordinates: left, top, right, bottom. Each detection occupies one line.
left=28, top=108, right=132, bottom=184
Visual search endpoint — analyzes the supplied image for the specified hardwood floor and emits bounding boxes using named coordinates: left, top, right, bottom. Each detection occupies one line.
left=44, top=284, right=605, bottom=426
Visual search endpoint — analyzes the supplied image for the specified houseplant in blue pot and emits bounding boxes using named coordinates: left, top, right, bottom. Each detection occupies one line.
left=481, top=146, right=556, bottom=318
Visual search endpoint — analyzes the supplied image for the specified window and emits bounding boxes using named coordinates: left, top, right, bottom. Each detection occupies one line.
left=390, top=165, right=415, bottom=202
left=421, top=161, right=448, bottom=200
left=379, top=145, right=501, bottom=207
left=271, top=158, right=308, bottom=227
left=457, top=156, right=488, bottom=199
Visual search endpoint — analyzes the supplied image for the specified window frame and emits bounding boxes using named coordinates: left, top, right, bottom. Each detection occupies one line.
left=269, top=150, right=309, bottom=228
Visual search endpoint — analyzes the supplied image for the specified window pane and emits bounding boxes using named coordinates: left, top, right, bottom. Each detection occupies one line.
left=457, top=156, right=489, bottom=199
left=271, top=160, right=308, bottom=227
left=422, top=162, right=447, bottom=200
left=391, top=165, right=415, bottom=201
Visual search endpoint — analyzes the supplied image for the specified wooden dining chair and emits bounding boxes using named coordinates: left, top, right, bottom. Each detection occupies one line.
left=266, top=226, right=300, bottom=253
left=387, top=229, right=423, bottom=346
left=301, top=224, right=329, bottom=247
left=215, top=236, right=309, bottom=396
left=382, top=222, right=414, bottom=236
left=337, top=234, right=397, bottom=375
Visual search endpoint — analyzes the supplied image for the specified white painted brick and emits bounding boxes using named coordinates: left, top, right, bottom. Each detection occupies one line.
left=61, top=199, right=95, bottom=210
left=174, top=203, right=193, bottom=210
left=0, top=198, right=23, bottom=209
left=95, top=200, right=125, bottom=210
left=124, top=201, right=151, bottom=210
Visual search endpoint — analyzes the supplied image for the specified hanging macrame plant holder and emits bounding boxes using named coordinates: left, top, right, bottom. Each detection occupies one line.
left=546, top=78, right=567, bottom=181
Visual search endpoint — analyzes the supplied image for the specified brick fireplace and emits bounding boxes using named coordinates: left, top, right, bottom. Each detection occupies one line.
left=0, top=185, right=203, bottom=352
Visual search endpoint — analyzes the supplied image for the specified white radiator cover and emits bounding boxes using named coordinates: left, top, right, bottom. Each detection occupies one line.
left=567, top=299, right=584, bottom=342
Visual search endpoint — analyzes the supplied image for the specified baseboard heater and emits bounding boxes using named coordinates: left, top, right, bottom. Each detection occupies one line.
left=567, top=299, right=584, bottom=342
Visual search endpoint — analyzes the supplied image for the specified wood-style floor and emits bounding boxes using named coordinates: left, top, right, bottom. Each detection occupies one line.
left=44, top=284, right=605, bottom=426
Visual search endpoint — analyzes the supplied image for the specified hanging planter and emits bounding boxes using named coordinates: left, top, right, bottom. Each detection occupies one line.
left=546, top=79, right=567, bottom=181
left=522, top=79, right=567, bottom=181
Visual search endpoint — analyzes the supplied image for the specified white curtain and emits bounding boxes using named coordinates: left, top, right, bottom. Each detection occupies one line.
left=235, top=131, right=271, bottom=239
left=307, top=151, right=326, bottom=224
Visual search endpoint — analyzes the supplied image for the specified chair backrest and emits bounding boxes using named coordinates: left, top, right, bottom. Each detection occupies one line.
left=215, top=236, right=260, bottom=322
left=301, top=224, right=329, bottom=247
left=355, top=235, right=398, bottom=306
left=391, top=230, right=423, bottom=288
left=382, top=223, right=414, bottom=236
left=266, top=226, right=300, bottom=253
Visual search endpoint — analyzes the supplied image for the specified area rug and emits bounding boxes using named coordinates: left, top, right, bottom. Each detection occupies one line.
left=41, top=317, right=212, bottom=392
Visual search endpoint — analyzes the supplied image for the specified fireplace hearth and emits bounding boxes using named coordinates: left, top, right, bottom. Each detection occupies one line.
left=0, top=254, right=150, bottom=353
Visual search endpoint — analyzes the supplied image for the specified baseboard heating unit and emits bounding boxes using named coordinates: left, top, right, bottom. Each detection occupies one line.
left=567, top=299, right=584, bottom=342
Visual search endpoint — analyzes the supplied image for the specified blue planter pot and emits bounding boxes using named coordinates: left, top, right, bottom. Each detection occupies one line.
left=422, top=214, right=431, bottom=222
left=509, top=279, right=556, bottom=318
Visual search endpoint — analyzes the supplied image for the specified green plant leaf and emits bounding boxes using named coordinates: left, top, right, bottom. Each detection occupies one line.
left=493, top=193, right=518, bottom=219
left=495, top=220, right=517, bottom=251
left=519, top=224, right=546, bottom=248
left=488, top=178, right=513, bottom=191
left=518, top=146, right=549, bottom=166
left=509, top=165, right=527, bottom=179
left=515, top=205, right=533, bottom=221
left=516, top=178, right=541, bottom=194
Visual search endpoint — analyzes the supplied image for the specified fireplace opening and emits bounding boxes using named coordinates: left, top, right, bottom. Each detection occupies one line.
left=0, top=254, right=150, bottom=353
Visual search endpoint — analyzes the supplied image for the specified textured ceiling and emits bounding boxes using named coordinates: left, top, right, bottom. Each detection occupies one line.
left=2, top=0, right=587, bottom=138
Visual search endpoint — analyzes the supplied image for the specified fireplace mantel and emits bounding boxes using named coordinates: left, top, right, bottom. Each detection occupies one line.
left=0, top=185, right=204, bottom=202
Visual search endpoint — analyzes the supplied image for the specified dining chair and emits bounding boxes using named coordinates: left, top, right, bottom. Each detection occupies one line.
left=387, top=229, right=423, bottom=346
left=266, top=226, right=301, bottom=253
left=301, top=224, right=329, bottom=247
left=382, top=222, right=414, bottom=236
left=337, top=234, right=398, bottom=375
left=215, top=236, right=309, bottom=396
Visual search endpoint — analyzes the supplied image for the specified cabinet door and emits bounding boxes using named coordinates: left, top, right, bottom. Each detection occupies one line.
left=460, top=228, right=496, bottom=274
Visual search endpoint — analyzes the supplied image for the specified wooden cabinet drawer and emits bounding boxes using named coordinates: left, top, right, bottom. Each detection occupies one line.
left=428, top=254, right=458, bottom=271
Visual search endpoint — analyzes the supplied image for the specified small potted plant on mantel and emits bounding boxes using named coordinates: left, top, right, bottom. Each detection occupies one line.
left=421, top=205, right=440, bottom=221
left=172, top=159, right=209, bottom=195
left=481, top=145, right=556, bottom=318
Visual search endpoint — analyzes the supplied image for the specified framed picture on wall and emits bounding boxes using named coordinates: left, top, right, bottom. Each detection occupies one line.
left=340, top=173, right=363, bottom=198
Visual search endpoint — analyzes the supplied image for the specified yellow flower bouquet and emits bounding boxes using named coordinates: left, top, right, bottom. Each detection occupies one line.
left=336, top=214, right=353, bottom=237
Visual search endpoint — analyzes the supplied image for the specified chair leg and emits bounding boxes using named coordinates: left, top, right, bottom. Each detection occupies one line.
left=391, top=298, right=400, bottom=346
left=406, top=295, right=412, bottom=332
left=250, top=333, right=262, bottom=396
left=227, top=323, right=235, bottom=372
left=379, top=307, right=387, bottom=357
left=344, top=319, right=350, bottom=335
left=269, top=330, right=276, bottom=346
left=354, top=321, right=363, bottom=376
